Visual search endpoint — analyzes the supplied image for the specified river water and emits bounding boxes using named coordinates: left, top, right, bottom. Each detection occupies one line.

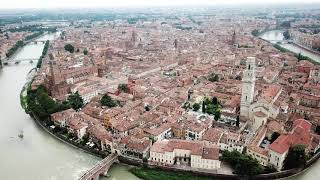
left=259, top=30, right=320, bottom=63
left=0, top=33, right=139, bottom=180
left=1, top=31, right=319, bottom=180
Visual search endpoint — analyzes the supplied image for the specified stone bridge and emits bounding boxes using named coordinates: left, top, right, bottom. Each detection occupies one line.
left=2, top=58, right=39, bottom=65
left=78, top=154, right=118, bottom=180
left=27, top=40, right=46, bottom=45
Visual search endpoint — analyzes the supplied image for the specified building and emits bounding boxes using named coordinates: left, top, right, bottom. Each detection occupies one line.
left=149, top=139, right=221, bottom=170
left=268, top=119, right=312, bottom=170
left=51, top=108, right=76, bottom=127
left=218, top=131, right=245, bottom=153
left=240, top=57, right=256, bottom=118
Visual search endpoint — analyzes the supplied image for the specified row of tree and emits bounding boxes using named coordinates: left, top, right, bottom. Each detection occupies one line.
left=273, top=44, right=314, bottom=62
left=24, top=31, right=44, bottom=41
left=6, top=31, right=48, bottom=58
left=7, top=25, right=57, bottom=33
left=37, top=40, right=50, bottom=68
left=5, top=40, right=24, bottom=57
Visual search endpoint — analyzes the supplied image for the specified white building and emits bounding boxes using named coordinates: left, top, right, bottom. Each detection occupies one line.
left=149, top=139, right=221, bottom=170
left=240, top=57, right=256, bottom=118
left=218, top=132, right=245, bottom=153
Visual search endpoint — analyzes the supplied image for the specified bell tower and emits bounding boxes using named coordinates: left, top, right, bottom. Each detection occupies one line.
left=240, top=57, right=256, bottom=118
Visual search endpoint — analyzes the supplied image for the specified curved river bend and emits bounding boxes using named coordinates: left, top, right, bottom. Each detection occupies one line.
left=0, top=32, right=319, bottom=180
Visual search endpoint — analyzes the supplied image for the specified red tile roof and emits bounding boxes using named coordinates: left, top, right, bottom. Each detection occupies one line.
left=269, top=119, right=312, bottom=154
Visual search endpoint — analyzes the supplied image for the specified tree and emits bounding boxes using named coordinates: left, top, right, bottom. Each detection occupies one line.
left=236, top=115, right=240, bottom=127
left=80, top=134, right=89, bottom=145
left=284, top=144, right=307, bottom=170
left=101, top=94, right=117, bottom=108
left=83, top=48, right=88, bottom=55
left=270, top=132, right=280, bottom=143
left=316, top=126, right=320, bottom=135
left=251, top=29, right=260, bottom=36
left=222, top=150, right=263, bottom=175
left=283, top=30, right=290, bottom=40
left=118, top=83, right=130, bottom=93
left=192, top=103, right=200, bottom=111
left=212, top=97, right=218, bottom=105
left=26, top=85, right=69, bottom=119
left=64, top=44, right=75, bottom=53
left=202, top=100, right=206, bottom=113
left=67, top=91, right=84, bottom=110
left=208, top=73, right=219, bottom=82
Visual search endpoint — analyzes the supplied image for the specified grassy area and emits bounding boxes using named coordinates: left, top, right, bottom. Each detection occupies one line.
left=129, top=167, right=214, bottom=180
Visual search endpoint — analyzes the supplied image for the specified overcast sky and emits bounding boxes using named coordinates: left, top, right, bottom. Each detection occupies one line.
left=0, top=0, right=319, bottom=9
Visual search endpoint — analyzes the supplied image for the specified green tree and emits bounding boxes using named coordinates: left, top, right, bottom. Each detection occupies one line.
left=83, top=48, right=88, bottom=55
left=202, top=100, right=206, bottom=113
left=64, top=44, right=75, bottom=53
left=284, top=144, right=307, bottom=170
left=67, top=91, right=84, bottom=110
left=222, top=150, right=263, bottom=175
left=270, top=132, right=280, bottom=143
left=316, top=126, right=320, bottom=135
left=212, top=97, right=218, bottom=105
left=251, top=29, right=260, bottom=36
left=80, top=134, right=89, bottom=145
left=118, top=83, right=130, bottom=93
left=236, top=115, right=240, bottom=127
left=6, top=40, right=24, bottom=57
left=101, top=94, right=117, bottom=108
left=26, top=85, right=69, bottom=119
left=208, top=73, right=219, bottom=82
left=283, top=30, right=290, bottom=40
left=192, top=103, right=200, bottom=111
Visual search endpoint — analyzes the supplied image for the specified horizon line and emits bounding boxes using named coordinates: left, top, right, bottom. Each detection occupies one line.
left=1, top=2, right=320, bottom=10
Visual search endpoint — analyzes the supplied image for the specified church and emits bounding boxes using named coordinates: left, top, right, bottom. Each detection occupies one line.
left=240, top=57, right=287, bottom=130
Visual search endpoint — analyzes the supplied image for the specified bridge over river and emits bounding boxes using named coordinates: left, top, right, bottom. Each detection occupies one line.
left=1, top=39, right=46, bottom=66
left=78, top=154, right=119, bottom=180
left=2, top=57, right=39, bottom=65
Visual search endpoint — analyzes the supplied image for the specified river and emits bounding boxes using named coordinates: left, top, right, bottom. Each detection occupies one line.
left=259, top=30, right=320, bottom=63
left=0, top=33, right=139, bottom=180
left=1, top=31, right=320, bottom=180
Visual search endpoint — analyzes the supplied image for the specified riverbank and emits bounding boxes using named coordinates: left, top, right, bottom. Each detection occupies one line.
left=0, top=35, right=104, bottom=180
left=259, top=30, right=320, bottom=65
left=5, top=31, right=51, bottom=60
left=272, top=43, right=320, bottom=65
left=21, top=83, right=320, bottom=180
